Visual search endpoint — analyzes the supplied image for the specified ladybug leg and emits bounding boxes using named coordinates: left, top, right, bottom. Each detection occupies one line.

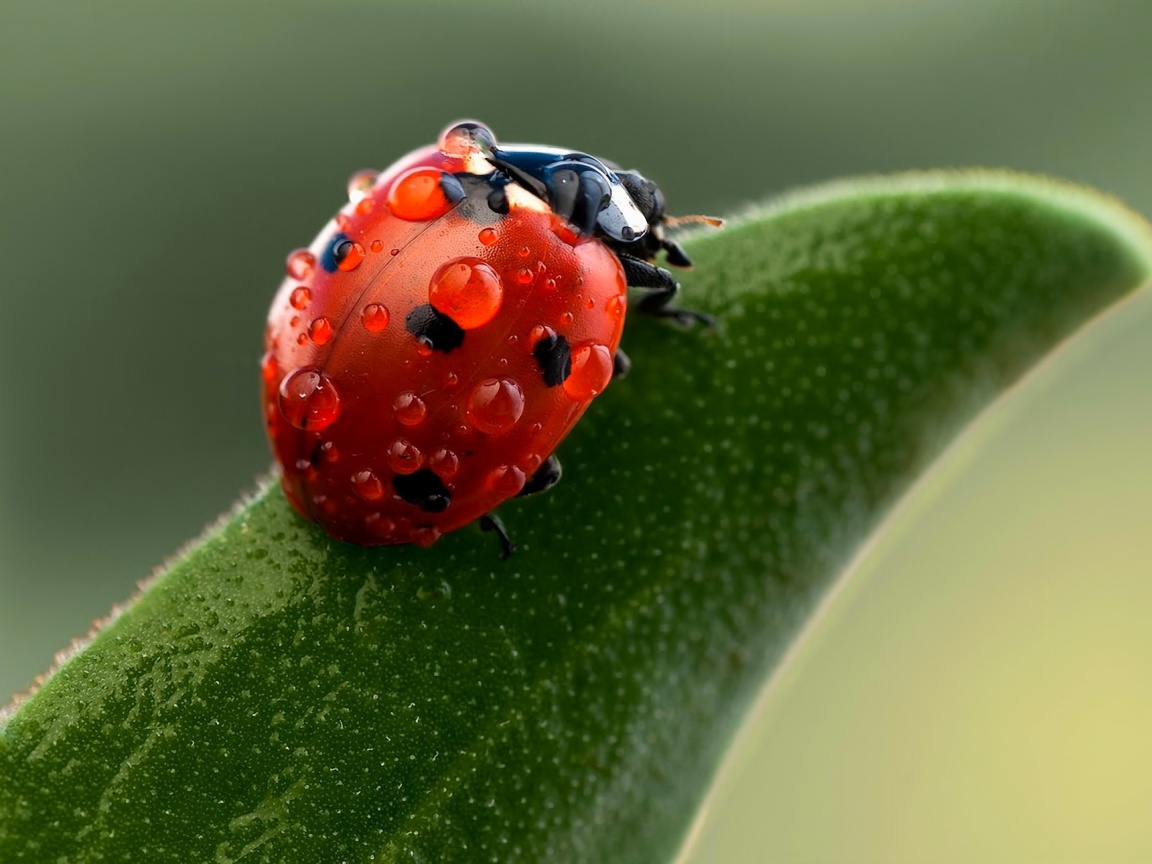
left=618, top=255, right=715, bottom=327
left=517, top=454, right=562, bottom=498
left=613, top=348, right=631, bottom=380
left=479, top=513, right=516, bottom=559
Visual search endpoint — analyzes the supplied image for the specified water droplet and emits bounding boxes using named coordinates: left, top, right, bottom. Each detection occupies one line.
left=516, top=267, right=533, bottom=285
left=347, top=169, right=378, bottom=203
left=543, top=277, right=557, bottom=291
left=335, top=212, right=353, bottom=232
left=309, top=317, right=334, bottom=345
left=390, top=248, right=400, bottom=256
left=394, top=391, right=427, bottom=426
left=296, top=332, right=308, bottom=346
left=286, top=249, right=316, bottom=281
left=289, top=286, right=312, bottom=310
left=351, top=469, right=384, bottom=501
left=585, top=296, right=596, bottom=310
left=530, top=324, right=555, bottom=345
left=290, top=315, right=301, bottom=328
left=466, top=377, right=524, bottom=435
left=507, top=334, right=519, bottom=346
left=429, top=448, right=460, bottom=480
left=260, top=351, right=279, bottom=386
left=428, top=258, right=504, bottom=329
left=412, top=526, right=442, bottom=548
left=370, top=239, right=384, bottom=253
left=415, top=340, right=433, bottom=357
left=361, top=303, right=390, bottom=333
left=438, top=120, right=496, bottom=159
left=365, top=513, right=396, bottom=539
left=478, top=227, right=499, bottom=246
left=279, top=368, right=341, bottom=430
left=444, top=371, right=460, bottom=388
left=387, top=438, right=424, bottom=474
left=607, top=294, right=626, bottom=321
left=318, top=440, right=339, bottom=463
left=561, top=311, right=575, bottom=325
left=487, top=464, right=526, bottom=497
left=355, top=197, right=375, bottom=216
left=334, top=239, right=365, bottom=272
left=522, top=453, right=543, bottom=473
left=388, top=167, right=455, bottom=221
left=563, top=343, right=613, bottom=401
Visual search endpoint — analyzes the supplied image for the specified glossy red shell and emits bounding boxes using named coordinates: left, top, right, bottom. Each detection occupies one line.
left=263, top=145, right=627, bottom=546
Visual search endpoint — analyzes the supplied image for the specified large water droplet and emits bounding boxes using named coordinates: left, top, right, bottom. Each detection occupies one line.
left=429, top=448, right=460, bottom=480
left=478, top=227, right=498, bottom=247
left=361, top=303, right=390, bottom=333
left=563, top=343, right=613, bottom=401
left=309, top=317, right=334, bottom=345
left=607, top=294, right=626, bottom=322
left=289, top=286, right=312, bottom=310
left=466, top=377, right=524, bottom=435
left=387, top=438, right=424, bottom=474
left=388, top=168, right=456, bottom=222
left=487, top=464, right=526, bottom=497
left=351, top=469, right=384, bottom=501
left=347, top=169, right=378, bottom=203
left=428, top=258, right=503, bottom=330
left=394, top=391, right=427, bottom=426
left=438, top=121, right=496, bottom=159
left=334, top=239, right=365, bottom=272
left=286, top=249, right=316, bottom=281
left=278, top=368, right=341, bottom=430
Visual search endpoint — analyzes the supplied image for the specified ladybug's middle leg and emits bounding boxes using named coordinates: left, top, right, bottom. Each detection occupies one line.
left=618, top=255, right=714, bottom=327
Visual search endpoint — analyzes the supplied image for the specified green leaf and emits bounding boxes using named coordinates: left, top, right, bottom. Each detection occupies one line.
left=2, top=172, right=1149, bottom=863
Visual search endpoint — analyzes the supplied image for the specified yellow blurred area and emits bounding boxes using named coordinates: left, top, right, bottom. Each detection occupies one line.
left=683, top=292, right=1152, bottom=862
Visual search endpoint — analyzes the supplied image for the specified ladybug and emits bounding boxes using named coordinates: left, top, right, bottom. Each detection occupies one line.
left=261, top=121, right=717, bottom=555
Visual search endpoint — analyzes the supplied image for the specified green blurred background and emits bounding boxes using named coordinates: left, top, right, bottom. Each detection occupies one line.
left=2, top=2, right=1150, bottom=861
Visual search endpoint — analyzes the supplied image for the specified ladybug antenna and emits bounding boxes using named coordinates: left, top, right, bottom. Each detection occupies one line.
left=665, top=214, right=724, bottom=229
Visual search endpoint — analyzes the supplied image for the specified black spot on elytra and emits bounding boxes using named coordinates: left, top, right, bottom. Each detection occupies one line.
left=406, top=304, right=465, bottom=353
left=533, top=332, right=571, bottom=387
left=320, top=232, right=352, bottom=273
left=394, top=469, right=451, bottom=513
left=439, top=172, right=465, bottom=205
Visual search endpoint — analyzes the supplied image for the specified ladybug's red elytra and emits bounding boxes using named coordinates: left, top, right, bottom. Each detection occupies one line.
left=262, top=121, right=717, bottom=555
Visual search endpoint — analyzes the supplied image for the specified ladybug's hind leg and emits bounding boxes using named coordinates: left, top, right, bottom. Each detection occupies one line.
left=618, top=255, right=714, bottom=327
left=479, top=513, right=516, bottom=559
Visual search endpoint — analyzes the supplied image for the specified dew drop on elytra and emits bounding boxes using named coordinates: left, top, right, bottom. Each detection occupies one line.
left=278, top=368, right=341, bottom=431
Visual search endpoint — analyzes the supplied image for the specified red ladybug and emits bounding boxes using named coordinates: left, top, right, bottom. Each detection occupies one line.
left=262, top=121, right=715, bottom=554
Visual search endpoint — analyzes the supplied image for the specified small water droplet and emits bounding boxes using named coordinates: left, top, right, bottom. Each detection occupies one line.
left=394, top=391, right=427, bottom=426
left=335, top=212, right=353, bottom=232
left=351, top=469, right=384, bottom=501
left=585, top=296, right=596, bottom=310
left=543, top=277, right=557, bottom=291
left=370, top=239, right=384, bottom=253
left=318, top=440, right=339, bottom=463
left=466, top=377, right=524, bottom=435
left=530, top=324, right=555, bottom=345
left=387, top=438, right=424, bottom=474
left=444, top=371, right=460, bottom=388
left=365, top=513, right=396, bottom=538
left=487, top=464, right=526, bottom=497
left=347, top=169, right=378, bottom=203
left=415, top=340, right=434, bottom=357
left=478, top=227, right=499, bottom=246
left=296, top=332, right=308, bottom=345
left=429, top=448, right=460, bottom=480
left=517, top=245, right=531, bottom=258
left=388, top=167, right=455, bottom=221
left=309, top=317, right=334, bottom=345
left=260, top=351, right=279, bottom=386
left=286, top=249, right=316, bottom=281
left=607, top=294, right=626, bottom=321
left=522, top=453, right=543, bottom=473
left=563, top=343, right=613, bottom=401
left=279, top=368, right=341, bottom=431
left=516, top=267, right=533, bottom=285
left=412, top=526, right=442, bottom=548
left=334, top=239, right=365, bottom=272
left=290, top=315, right=301, bottom=328
left=390, top=247, right=400, bottom=256
left=428, top=258, right=504, bottom=330
left=361, top=303, right=390, bottom=333
left=355, top=197, right=375, bottom=216
left=561, top=311, right=575, bottom=325
left=289, top=286, right=312, bottom=310
left=507, top=334, right=519, bottom=346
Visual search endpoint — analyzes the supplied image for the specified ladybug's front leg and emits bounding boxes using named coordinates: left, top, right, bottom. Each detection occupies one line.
left=618, top=255, right=714, bottom=327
